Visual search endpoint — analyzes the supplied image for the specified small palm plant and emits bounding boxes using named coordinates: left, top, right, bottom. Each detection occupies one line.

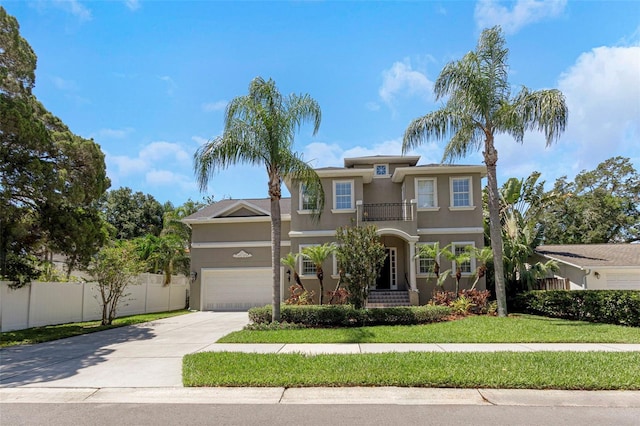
left=280, top=252, right=304, bottom=290
left=469, top=246, right=493, bottom=290
left=415, top=242, right=452, bottom=289
left=444, top=247, right=473, bottom=297
left=302, top=243, right=336, bottom=305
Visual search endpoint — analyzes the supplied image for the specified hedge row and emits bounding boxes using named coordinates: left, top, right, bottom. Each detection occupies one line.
left=248, top=304, right=452, bottom=327
left=513, top=290, right=640, bottom=327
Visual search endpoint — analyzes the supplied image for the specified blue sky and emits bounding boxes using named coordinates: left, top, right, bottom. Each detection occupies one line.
left=3, top=0, right=639, bottom=206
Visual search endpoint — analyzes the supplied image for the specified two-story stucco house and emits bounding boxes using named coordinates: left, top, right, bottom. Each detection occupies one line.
left=184, top=155, right=487, bottom=311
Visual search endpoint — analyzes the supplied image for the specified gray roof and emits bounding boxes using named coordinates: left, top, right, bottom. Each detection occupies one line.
left=184, top=198, right=291, bottom=221
left=535, top=244, right=640, bottom=268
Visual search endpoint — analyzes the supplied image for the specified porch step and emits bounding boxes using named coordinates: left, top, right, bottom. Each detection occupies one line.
left=366, top=291, right=411, bottom=308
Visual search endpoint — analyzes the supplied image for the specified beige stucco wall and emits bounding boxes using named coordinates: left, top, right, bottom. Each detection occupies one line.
left=189, top=220, right=291, bottom=310
left=415, top=232, right=486, bottom=305
left=191, top=221, right=290, bottom=243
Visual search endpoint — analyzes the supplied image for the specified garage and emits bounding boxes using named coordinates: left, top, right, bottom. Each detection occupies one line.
left=605, top=272, right=640, bottom=290
left=201, top=268, right=275, bottom=311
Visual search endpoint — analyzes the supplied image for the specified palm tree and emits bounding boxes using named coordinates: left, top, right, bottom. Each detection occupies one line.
left=469, top=246, right=493, bottom=290
left=444, top=247, right=472, bottom=296
left=194, top=77, right=323, bottom=322
left=281, top=252, right=304, bottom=290
left=415, top=242, right=452, bottom=288
left=402, top=26, right=568, bottom=316
left=302, top=243, right=336, bottom=305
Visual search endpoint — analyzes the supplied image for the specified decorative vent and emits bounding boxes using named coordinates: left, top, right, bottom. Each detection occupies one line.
left=233, top=250, right=252, bottom=258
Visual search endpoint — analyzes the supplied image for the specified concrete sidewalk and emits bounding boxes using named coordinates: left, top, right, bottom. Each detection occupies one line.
left=1, top=311, right=639, bottom=406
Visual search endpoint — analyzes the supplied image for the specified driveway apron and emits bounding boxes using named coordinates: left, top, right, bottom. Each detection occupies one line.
left=0, top=312, right=249, bottom=388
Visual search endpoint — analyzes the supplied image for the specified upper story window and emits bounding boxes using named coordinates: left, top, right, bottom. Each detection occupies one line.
left=416, top=178, right=437, bottom=209
left=333, top=180, right=354, bottom=211
left=374, top=164, right=389, bottom=178
left=299, top=184, right=318, bottom=211
left=450, top=177, right=472, bottom=208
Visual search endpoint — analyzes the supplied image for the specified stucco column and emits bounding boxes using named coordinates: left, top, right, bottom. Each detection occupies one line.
left=409, top=240, right=417, bottom=291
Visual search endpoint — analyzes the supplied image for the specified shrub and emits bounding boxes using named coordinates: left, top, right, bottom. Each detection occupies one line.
left=514, top=290, right=640, bottom=327
left=285, top=285, right=315, bottom=305
left=431, top=289, right=492, bottom=314
left=327, top=288, right=349, bottom=305
left=450, top=296, right=475, bottom=315
left=248, top=304, right=451, bottom=327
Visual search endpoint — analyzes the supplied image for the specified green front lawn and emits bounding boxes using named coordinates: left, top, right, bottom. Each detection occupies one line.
left=0, top=309, right=191, bottom=348
left=183, top=351, right=640, bottom=390
left=219, top=314, right=640, bottom=344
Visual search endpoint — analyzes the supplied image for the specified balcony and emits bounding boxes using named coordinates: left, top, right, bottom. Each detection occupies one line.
left=356, top=200, right=417, bottom=234
left=361, top=203, right=412, bottom=222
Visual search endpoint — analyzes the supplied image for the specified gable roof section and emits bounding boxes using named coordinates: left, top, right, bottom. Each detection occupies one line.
left=183, top=198, right=291, bottom=223
left=535, top=244, right=640, bottom=269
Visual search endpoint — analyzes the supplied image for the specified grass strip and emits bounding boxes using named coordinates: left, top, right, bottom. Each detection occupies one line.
left=183, top=351, right=640, bottom=390
left=219, top=314, right=640, bottom=344
left=0, top=309, right=191, bottom=348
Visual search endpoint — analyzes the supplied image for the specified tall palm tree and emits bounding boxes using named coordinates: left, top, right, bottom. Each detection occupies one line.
left=402, top=26, right=568, bottom=316
left=302, top=243, right=336, bottom=305
left=194, top=77, right=323, bottom=322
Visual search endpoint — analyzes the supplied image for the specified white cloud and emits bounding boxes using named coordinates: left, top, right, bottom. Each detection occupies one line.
left=202, top=100, right=228, bottom=112
left=107, top=154, right=147, bottom=177
left=379, top=59, right=433, bottom=107
left=94, top=127, right=134, bottom=140
left=365, top=102, right=381, bottom=111
left=474, top=0, right=567, bottom=34
left=191, top=136, right=210, bottom=146
left=483, top=44, right=640, bottom=187
left=124, top=0, right=141, bottom=11
left=145, top=170, right=198, bottom=193
left=557, top=45, right=640, bottom=169
left=52, top=0, right=92, bottom=22
left=158, top=75, right=177, bottom=96
left=304, top=138, right=441, bottom=169
left=51, top=76, right=79, bottom=91
left=140, top=141, right=191, bottom=165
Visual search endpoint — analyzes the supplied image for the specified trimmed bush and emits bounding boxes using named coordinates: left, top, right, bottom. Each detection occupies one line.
left=431, top=289, right=492, bottom=314
left=248, top=304, right=451, bottom=327
left=514, top=290, right=640, bottom=327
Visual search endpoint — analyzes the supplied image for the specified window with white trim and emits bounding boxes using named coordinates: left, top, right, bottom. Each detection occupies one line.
left=416, top=243, right=437, bottom=275
left=452, top=242, right=475, bottom=275
left=299, top=184, right=318, bottom=211
left=299, top=244, right=317, bottom=276
left=374, top=164, right=389, bottom=177
left=416, top=178, right=437, bottom=208
left=450, top=177, right=472, bottom=207
left=333, top=180, right=354, bottom=210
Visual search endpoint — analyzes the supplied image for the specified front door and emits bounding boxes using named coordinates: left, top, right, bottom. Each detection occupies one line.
left=375, top=248, right=397, bottom=290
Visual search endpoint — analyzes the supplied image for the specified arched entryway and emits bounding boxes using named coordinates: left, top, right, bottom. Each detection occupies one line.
left=375, top=228, right=419, bottom=292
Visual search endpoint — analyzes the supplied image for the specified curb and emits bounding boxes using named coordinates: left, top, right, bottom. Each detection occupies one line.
left=2, top=387, right=640, bottom=407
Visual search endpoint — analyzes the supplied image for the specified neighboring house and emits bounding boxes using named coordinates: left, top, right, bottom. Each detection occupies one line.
left=184, top=155, right=487, bottom=311
left=533, top=244, right=640, bottom=290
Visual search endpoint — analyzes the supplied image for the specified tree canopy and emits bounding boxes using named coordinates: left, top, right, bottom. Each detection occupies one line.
left=98, top=187, right=164, bottom=241
left=0, top=7, right=110, bottom=284
left=540, top=157, right=640, bottom=244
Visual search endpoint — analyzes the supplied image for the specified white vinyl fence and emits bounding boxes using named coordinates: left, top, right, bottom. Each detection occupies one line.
left=0, top=273, right=189, bottom=332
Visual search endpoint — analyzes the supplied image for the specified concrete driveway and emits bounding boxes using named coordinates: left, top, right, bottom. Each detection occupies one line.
left=0, top=311, right=249, bottom=388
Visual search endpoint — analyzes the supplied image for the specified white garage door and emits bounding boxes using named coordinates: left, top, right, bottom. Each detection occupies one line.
left=606, top=273, right=640, bottom=290
left=202, top=268, right=273, bottom=311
